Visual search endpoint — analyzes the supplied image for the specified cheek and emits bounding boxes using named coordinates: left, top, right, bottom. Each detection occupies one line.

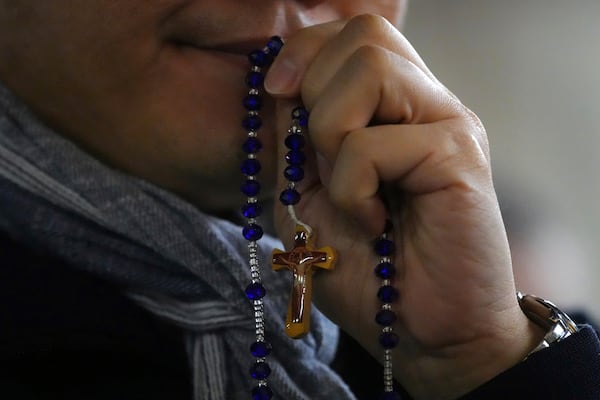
left=110, top=47, right=280, bottom=209
left=140, top=49, right=259, bottom=169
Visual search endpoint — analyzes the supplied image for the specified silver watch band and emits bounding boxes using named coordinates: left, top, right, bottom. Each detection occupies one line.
left=517, top=292, right=579, bottom=356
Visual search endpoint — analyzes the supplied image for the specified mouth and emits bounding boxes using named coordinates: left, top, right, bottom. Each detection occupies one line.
left=170, top=36, right=274, bottom=59
left=161, top=5, right=288, bottom=62
left=212, top=38, right=276, bottom=56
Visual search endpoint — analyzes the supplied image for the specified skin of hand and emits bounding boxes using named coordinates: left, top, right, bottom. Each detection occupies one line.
left=265, top=15, right=543, bottom=400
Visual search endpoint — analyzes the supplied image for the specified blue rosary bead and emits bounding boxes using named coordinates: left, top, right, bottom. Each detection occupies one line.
left=252, top=385, right=273, bottom=400
left=243, top=115, right=262, bottom=131
left=284, top=133, right=305, bottom=150
left=243, top=94, right=262, bottom=111
left=284, top=166, right=304, bottom=182
left=241, top=180, right=261, bottom=197
left=285, top=150, right=306, bottom=166
left=243, top=137, right=262, bottom=154
left=250, top=341, right=272, bottom=358
left=241, top=37, right=401, bottom=400
left=377, top=285, right=399, bottom=303
left=379, top=331, right=400, bottom=349
left=375, top=261, right=396, bottom=279
left=243, top=224, right=264, bottom=241
left=279, top=188, right=300, bottom=205
left=245, top=282, right=266, bottom=300
left=292, top=106, right=309, bottom=127
left=267, top=36, right=284, bottom=56
left=250, top=361, right=272, bottom=380
left=242, top=203, right=262, bottom=219
left=248, top=49, right=273, bottom=68
left=380, top=391, right=402, bottom=400
left=246, top=71, right=264, bottom=88
left=375, top=309, right=397, bottom=326
left=375, top=238, right=395, bottom=256
left=241, top=159, right=261, bottom=176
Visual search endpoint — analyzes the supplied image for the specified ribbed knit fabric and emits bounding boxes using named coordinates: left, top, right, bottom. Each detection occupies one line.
left=0, top=82, right=355, bottom=400
left=459, top=325, right=600, bottom=400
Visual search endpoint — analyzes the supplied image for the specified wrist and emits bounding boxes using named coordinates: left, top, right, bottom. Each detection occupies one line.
left=398, top=306, right=544, bottom=400
left=400, top=292, right=579, bottom=400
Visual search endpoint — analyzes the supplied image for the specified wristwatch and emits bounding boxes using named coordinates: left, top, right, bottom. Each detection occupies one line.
left=517, top=292, right=579, bottom=357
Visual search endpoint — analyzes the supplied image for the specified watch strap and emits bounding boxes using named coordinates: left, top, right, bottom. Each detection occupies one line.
left=517, top=292, right=579, bottom=356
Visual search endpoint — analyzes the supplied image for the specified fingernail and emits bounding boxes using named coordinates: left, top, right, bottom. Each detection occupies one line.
left=265, top=58, right=297, bottom=94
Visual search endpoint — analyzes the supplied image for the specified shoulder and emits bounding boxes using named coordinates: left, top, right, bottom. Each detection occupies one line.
left=0, top=232, right=191, bottom=399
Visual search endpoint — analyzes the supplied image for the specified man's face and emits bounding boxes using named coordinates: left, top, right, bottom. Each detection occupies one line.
left=0, top=1, right=407, bottom=212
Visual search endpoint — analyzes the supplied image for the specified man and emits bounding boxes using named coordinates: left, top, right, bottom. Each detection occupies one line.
left=1, top=1, right=598, bottom=399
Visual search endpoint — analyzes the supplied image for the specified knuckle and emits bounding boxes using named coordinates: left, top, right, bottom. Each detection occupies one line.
left=328, top=130, right=372, bottom=207
left=432, top=94, right=490, bottom=165
left=328, top=180, right=351, bottom=210
left=454, top=107, right=490, bottom=161
left=343, top=45, right=395, bottom=86
left=345, top=13, right=392, bottom=38
left=342, top=127, right=373, bottom=156
left=350, top=44, right=389, bottom=72
left=299, top=75, right=320, bottom=108
left=444, top=120, right=490, bottom=170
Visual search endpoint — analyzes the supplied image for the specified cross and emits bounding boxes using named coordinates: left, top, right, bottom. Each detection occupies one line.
left=272, top=225, right=336, bottom=338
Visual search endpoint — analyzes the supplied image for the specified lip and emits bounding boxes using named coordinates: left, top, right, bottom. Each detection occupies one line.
left=210, top=37, right=277, bottom=56
left=169, top=41, right=259, bottom=75
left=171, top=35, right=276, bottom=58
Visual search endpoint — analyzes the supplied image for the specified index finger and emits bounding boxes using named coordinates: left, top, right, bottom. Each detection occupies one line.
left=264, top=14, right=439, bottom=101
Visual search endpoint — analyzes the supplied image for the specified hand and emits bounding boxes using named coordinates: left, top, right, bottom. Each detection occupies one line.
left=266, top=15, right=542, bottom=400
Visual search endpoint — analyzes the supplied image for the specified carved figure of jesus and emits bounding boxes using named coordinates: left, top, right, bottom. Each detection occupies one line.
left=272, top=225, right=336, bottom=338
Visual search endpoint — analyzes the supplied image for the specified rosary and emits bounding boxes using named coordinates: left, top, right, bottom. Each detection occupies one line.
left=241, top=37, right=400, bottom=400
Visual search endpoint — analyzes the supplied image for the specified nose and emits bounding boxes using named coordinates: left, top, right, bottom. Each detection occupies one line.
left=255, top=0, right=344, bottom=38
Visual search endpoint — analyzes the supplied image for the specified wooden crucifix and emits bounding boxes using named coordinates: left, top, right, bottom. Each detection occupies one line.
left=272, top=225, right=336, bottom=339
